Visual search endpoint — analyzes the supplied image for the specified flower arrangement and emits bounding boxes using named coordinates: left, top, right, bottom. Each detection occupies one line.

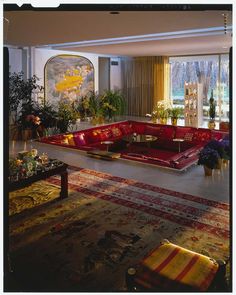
left=221, top=139, right=230, bottom=160
left=205, top=140, right=224, bottom=159
left=198, top=147, right=220, bottom=169
left=152, top=100, right=172, bottom=123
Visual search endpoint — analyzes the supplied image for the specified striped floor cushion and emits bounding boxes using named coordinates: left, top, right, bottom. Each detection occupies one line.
left=133, top=240, right=219, bottom=291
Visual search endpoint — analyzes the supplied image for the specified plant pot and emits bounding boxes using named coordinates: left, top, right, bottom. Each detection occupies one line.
left=215, top=158, right=222, bottom=170
left=223, top=159, right=229, bottom=165
left=91, top=117, right=98, bottom=125
left=208, top=120, right=216, bottom=130
left=160, top=118, right=167, bottom=124
left=204, top=165, right=213, bottom=176
left=22, top=129, right=32, bottom=141
left=171, top=118, right=178, bottom=126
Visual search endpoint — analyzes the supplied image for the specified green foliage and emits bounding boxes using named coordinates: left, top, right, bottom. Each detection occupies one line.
left=168, top=107, right=184, bottom=119
left=209, top=91, right=216, bottom=120
left=88, top=91, right=102, bottom=117
left=100, top=90, right=125, bottom=120
left=56, top=102, right=79, bottom=133
left=34, top=102, right=57, bottom=129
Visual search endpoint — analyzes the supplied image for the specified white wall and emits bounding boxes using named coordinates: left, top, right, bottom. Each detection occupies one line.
left=110, top=57, right=122, bottom=90
left=8, top=47, right=23, bottom=74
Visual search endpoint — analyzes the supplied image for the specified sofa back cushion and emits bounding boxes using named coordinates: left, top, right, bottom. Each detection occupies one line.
left=192, top=128, right=211, bottom=144
left=144, top=125, right=163, bottom=136
left=159, top=126, right=175, bottom=141
left=119, top=124, right=133, bottom=135
left=175, top=127, right=193, bottom=139
left=132, top=123, right=146, bottom=134
left=111, top=127, right=123, bottom=138
left=74, top=132, right=87, bottom=146
left=63, top=133, right=76, bottom=146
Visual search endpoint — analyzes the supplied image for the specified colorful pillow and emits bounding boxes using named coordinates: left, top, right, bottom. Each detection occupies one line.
left=99, top=129, right=112, bottom=141
left=184, top=132, right=194, bottom=142
left=73, top=133, right=87, bottom=146
left=64, top=134, right=75, bottom=146
left=193, top=129, right=211, bottom=143
left=119, top=124, right=133, bottom=135
left=175, top=127, right=193, bottom=139
left=111, top=127, right=123, bottom=138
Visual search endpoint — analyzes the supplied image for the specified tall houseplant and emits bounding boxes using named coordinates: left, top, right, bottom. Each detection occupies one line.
left=208, top=89, right=216, bottom=129
left=101, top=90, right=125, bottom=121
left=56, top=102, right=79, bottom=133
left=198, top=147, right=220, bottom=176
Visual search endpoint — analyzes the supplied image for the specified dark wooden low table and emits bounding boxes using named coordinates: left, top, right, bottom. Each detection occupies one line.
left=9, top=160, right=69, bottom=199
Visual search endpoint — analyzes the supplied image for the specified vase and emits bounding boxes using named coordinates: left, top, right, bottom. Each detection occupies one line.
left=208, top=120, right=216, bottom=130
left=160, top=118, right=167, bottom=124
left=215, top=158, right=222, bottom=170
left=204, top=165, right=213, bottom=176
left=171, top=118, right=178, bottom=126
left=22, top=129, right=32, bottom=141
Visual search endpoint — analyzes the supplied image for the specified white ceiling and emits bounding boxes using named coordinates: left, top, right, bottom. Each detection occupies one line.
left=4, top=10, right=232, bottom=56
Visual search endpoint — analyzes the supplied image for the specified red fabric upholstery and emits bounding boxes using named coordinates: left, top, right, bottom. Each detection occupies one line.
left=119, top=124, right=133, bottom=135
left=74, top=132, right=87, bottom=146
left=39, top=120, right=228, bottom=170
left=175, top=127, right=193, bottom=139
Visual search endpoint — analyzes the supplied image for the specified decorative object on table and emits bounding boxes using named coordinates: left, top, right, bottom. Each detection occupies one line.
left=152, top=100, right=171, bottom=124
left=198, top=147, right=220, bottom=176
left=56, top=101, right=80, bottom=133
left=168, top=107, right=184, bottom=126
left=100, top=89, right=125, bottom=122
left=44, top=54, right=94, bottom=107
left=184, top=82, right=203, bottom=127
left=8, top=166, right=229, bottom=291
left=208, top=89, right=216, bottom=129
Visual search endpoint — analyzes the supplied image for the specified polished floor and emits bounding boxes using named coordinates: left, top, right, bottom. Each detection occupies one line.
left=9, top=117, right=230, bottom=203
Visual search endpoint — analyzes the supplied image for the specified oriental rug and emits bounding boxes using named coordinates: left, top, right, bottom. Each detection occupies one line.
left=8, top=166, right=230, bottom=292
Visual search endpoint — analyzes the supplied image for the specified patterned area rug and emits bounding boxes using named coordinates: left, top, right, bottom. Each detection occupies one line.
left=8, top=166, right=230, bottom=292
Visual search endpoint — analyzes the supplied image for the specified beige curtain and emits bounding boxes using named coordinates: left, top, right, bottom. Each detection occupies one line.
left=121, top=56, right=170, bottom=116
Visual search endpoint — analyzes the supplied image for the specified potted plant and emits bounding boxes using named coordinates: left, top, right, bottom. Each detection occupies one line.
left=56, top=101, right=79, bottom=133
left=205, top=139, right=224, bottom=169
left=77, top=95, right=91, bottom=121
left=168, top=107, right=184, bottom=126
left=208, top=89, right=216, bottom=129
left=152, top=100, right=171, bottom=124
left=100, top=89, right=125, bottom=121
left=198, top=147, right=220, bottom=176
left=88, top=91, right=104, bottom=125
left=34, top=102, right=57, bottom=136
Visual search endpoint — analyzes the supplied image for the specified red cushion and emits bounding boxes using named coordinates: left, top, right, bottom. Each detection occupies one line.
left=193, top=129, right=211, bottom=144
left=159, top=126, right=175, bottom=140
left=175, top=127, right=193, bottom=139
left=74, top=133, right=87, bottom=146
left=119, top=124, right=133, bottom=135
left=144, top=125, right=162, bottom=136
left=99, top=129, right=112, bottom=141
left=184, top=132, right=194, bottom=142
left=132, top=123, right=146, bottom=134
left=111, top=127, right=123, bottom=138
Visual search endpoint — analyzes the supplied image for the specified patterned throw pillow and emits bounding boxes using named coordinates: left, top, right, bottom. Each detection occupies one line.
left=99, top=129, right=112, bottom=141
left=64, top=134, right=75, bottom=146
left=111, top=127, right=123, bottom=138
left=74, top=133, right=87, bottom=146
left=119, top=124, right=133, bottom=135
left=184, top=132, right=194, bottom=142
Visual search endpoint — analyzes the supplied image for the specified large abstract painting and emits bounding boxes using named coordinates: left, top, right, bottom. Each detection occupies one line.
left=44, top=54, right=94, bottom=106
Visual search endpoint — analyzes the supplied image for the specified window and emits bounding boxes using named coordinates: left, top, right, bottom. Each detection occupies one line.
left=169, top=54, right=229, bottom=122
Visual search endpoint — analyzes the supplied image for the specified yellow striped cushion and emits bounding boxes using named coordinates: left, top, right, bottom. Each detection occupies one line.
left=64, top=134, right=75, bottom=146
left=136, top=241, right=218, bottom=291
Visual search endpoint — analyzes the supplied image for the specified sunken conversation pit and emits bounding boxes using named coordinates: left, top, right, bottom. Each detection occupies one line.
left=39, top=121, right=228, bottom=171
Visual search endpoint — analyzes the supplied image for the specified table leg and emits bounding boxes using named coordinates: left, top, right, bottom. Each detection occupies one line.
left=178, top=142, right=181, bottom=153
left=60, top=170, right=68, bottom=199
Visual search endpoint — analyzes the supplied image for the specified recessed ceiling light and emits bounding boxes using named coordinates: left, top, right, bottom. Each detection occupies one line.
left=110, top=11, right=120, bottom=15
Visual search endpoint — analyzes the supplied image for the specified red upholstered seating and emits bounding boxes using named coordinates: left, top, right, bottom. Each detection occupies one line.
left=39, top=120, right=228, bottom=170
